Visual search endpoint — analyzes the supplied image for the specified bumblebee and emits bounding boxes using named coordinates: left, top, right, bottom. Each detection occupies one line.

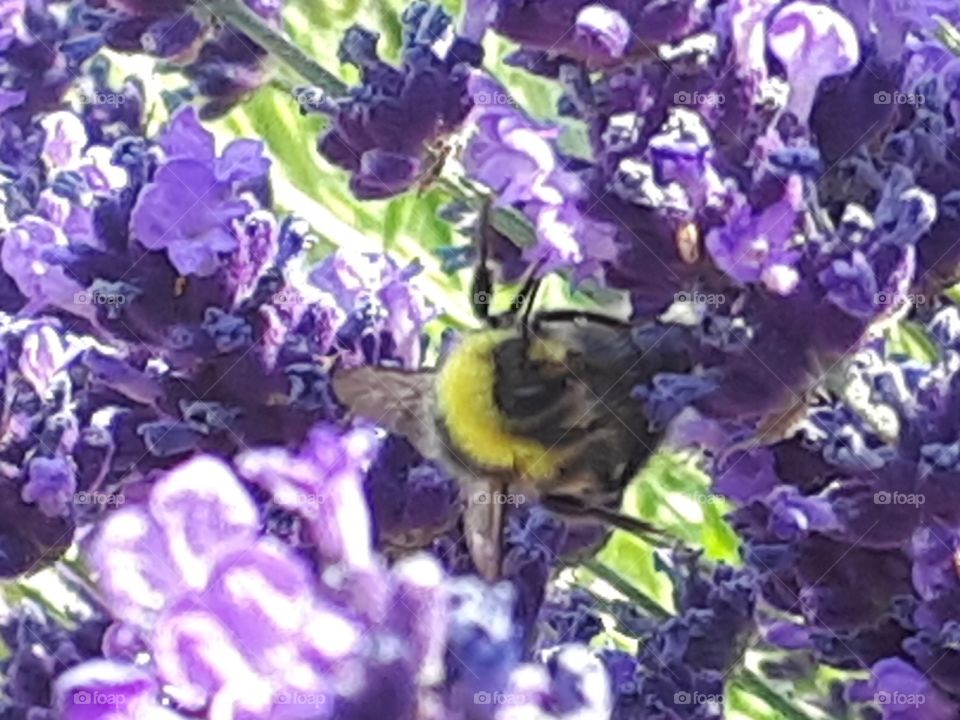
left=333, top=210, right=695, bottom=579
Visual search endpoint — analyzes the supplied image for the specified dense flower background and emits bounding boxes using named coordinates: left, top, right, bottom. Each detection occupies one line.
left=3, top=0, right=960, bottom=718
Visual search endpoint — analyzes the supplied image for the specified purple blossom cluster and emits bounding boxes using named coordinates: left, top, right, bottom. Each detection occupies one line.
left=710, top=312, right=960, bottom=717
left=76, top=0, right=284, bottom=116
left=316, top=1, right=484, bottom=199
left=5, top=0, right=960, bottom=718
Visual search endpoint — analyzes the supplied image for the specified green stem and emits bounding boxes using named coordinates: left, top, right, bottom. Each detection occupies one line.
left=581, top=559, right=671, bottom=620
left=205, top=0, right=348, bottom=97
left=734, top=670, right=819, bottom=720
left=935, top=16, right=960, bottom=56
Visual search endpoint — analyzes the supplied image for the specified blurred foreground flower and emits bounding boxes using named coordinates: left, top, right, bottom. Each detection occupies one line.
left=54, top=426, right=614, bottom=720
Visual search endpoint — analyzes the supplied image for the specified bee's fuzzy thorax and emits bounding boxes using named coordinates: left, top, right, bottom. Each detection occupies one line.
left=435, top=329, right=560, bottom=481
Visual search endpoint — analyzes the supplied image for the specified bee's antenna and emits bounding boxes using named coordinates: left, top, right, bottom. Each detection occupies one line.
left=513, top=260, right=546, bottom=340
left=471, top=201, right=495, bottom=325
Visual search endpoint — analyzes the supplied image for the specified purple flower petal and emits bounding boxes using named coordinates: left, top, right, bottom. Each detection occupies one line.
left=147, top=456, right=259, bottom=589
left=848, top=657, right=959, bottom=719
left=768, top=2, right=861, bottom=124
left=158, top=106, right=216, bottom=162
left=572, top=5, right=631, bottom=64
left=40, top=111, right=87, bottom=169
left=21, top=455, right=76, bottom=519
left=53, top=660, right=172, bottom=720
left=1, top=216, right=87, bottom=312
left=0, top=88, right=26, bottom=114
left=352, top=149, right=423, bottom=200
left=18, top=322, right=66, bottom=397
left=216, top=138, right=271, bottom=184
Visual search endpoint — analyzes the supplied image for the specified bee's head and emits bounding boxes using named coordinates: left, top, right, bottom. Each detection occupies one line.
left=489, top=332, right=572, bottom=420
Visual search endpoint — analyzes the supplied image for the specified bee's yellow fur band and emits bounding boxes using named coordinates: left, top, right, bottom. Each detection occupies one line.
left=436, top=330, right=559, bottom=481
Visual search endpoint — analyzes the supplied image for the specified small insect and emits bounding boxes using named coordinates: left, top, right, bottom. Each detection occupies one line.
left=333, top=205, right=695, bottom=580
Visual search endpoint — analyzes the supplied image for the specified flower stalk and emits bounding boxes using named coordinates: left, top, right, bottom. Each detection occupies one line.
left=205, top=0, right=348, bottom=97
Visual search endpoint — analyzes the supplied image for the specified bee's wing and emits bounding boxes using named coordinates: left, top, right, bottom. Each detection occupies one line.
left=332, top=366, right=442, bottom=461
left=334, top=366, right=506, bottom=581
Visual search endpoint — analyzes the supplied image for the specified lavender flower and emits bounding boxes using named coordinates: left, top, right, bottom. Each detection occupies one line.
left=482, top=0, right=699, bottom=71
left=317, top=2, right=483, bottom=199
left=66, top=427, right=611, bottom=719
left=767, top=2, right=861, bottom=125
left=698, top=304, right=960, bottom=712
left=131, top=106, right=269, bottom=277
left=464, top=75, right=619, bottom=278
left=591, top=553, right=756, bottom=720
left=1, top=600, right=109, bottom=719
left=310, top=248, right=435, bottom=368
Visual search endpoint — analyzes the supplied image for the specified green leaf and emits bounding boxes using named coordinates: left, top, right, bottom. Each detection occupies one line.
left=888, top=320, right=939, bottom=364
left=490, top=206, right=538, bottom=248
left=935, top=15, right=960, bottom=56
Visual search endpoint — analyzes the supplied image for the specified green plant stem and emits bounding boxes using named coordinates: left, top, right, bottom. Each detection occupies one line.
left=205, top=0, right=348, bottom=96
left=734, top=670, right=819, bottom=720
left=935, top=16, right=960, bottom=56
left=581, top=558, right=671, bottom=620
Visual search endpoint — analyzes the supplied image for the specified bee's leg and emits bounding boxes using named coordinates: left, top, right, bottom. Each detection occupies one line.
left=541, top=494, right=674, bottom=549
left=463, top=479, right=505, bottom=581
